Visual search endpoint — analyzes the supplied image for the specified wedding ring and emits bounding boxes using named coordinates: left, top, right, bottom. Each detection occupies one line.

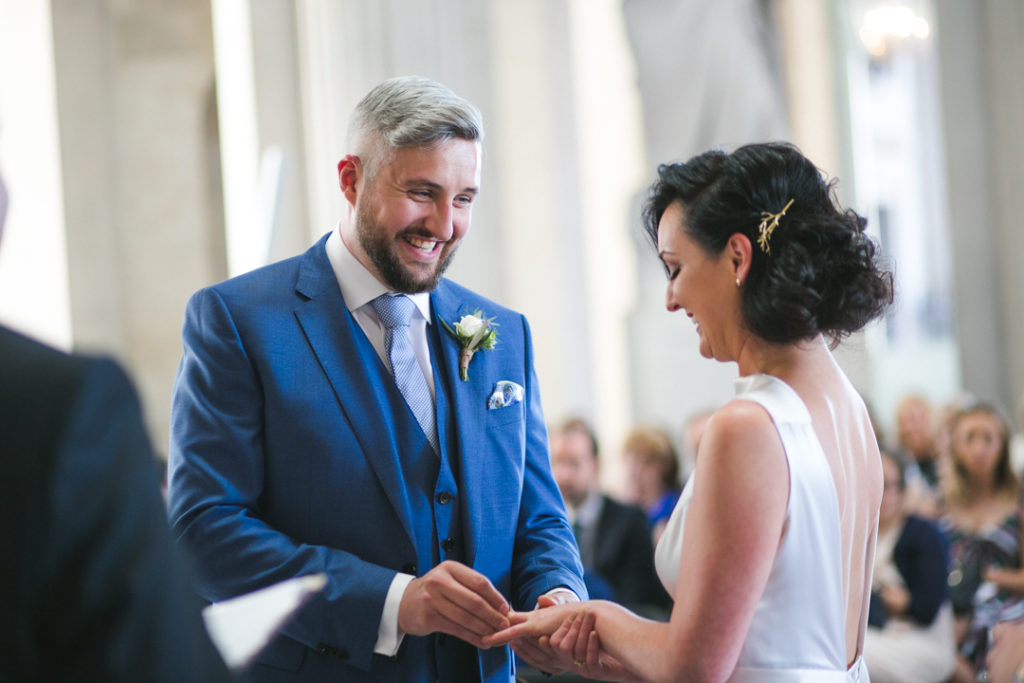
left=574, top=660, right=584, bottom=668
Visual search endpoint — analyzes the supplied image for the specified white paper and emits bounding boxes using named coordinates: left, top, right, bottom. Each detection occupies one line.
left=202, top=573, right=327, bottom=670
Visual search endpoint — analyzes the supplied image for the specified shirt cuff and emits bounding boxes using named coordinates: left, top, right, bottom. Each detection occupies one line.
left=374, top=573, right=415, bottom=656
left=538, top=587, right=580, bottom=607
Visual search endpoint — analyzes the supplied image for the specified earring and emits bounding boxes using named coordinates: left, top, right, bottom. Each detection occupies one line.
left=736, top=278, right=742, bottom=287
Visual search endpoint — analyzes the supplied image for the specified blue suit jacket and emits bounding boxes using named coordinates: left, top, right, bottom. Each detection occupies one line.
left=168, top=233, right=586, bottom=682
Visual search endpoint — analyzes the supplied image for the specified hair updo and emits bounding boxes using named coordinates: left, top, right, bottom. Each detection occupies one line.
left=642, top=142, right=893, bottom=345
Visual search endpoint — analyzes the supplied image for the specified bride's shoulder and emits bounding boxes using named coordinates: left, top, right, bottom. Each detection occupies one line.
left=697, top=401, right=786, bottom=480
left=706, top=399, right=777, bottom=443
left=688, top=400, right=789, bottom=544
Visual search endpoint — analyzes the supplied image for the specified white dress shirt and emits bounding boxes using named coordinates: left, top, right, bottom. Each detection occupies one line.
left=325, top=228, right=435, bottom=398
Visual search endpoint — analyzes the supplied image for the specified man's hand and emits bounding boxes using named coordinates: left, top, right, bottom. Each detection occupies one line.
left=397, top=560, right=510, bottom=648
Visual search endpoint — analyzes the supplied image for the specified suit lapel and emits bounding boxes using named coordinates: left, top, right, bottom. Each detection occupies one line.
left=428, top=287, right=461, bottom=456
left=292, top=238, right=417, bottom=543
left=430, top=284, right=487, bottom=567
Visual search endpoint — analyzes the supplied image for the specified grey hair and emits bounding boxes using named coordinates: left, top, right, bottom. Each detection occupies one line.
left=347, top=75, right=483, bottom=176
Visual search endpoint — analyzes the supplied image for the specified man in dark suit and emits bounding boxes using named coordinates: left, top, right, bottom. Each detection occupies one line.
left=168, top=76, right=586, bottom=682
left=549, top=418, right=671, bottom=616
left=0, top=171, right=232, bottom=681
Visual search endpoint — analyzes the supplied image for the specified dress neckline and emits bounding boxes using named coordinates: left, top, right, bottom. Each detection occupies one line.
left=734, top=373, right=812, bottom=423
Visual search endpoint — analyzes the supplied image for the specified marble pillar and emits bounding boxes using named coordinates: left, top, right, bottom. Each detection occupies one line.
left=50, top=0, right=223, bottom=454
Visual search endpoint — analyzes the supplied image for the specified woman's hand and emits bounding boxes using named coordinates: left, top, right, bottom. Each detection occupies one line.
left=545, top=611, right=634, bottom=681
left=484, top=602, right=578, bottom=648
left=485, top=604, right=580, bottom=674
left=984, top=567, right=1024, bottom=593
left=485, top=603, right=637, bottom=682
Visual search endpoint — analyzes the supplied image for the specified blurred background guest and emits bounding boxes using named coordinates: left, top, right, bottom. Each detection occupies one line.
left=894, top=393, right=943, bottom=517
left=863, top=452, right=955, bottom=682
left=621, top=425, right=682, bottom=546
left=0, top=169, right=232, bottom=682
left=940, top=403, right=1024, bottom=683
left=986, top=619, right=1024, bottom=683
left=549, top=417, right=671, bottom=616
left=520, top=418, right=671, bottom=683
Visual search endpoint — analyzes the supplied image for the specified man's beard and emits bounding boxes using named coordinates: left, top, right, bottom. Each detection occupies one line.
left=355, top=209, right=457, bottom=294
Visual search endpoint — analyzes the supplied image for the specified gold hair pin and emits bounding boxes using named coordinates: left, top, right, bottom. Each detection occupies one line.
left=757, top=198, right=795, bottom=255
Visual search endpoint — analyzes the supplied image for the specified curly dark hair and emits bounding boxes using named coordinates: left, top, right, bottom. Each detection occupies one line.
left=641, top=142, right=893, bottom=344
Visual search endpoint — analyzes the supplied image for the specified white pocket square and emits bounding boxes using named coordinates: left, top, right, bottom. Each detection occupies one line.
left=488, top=381, right=524, bottom=410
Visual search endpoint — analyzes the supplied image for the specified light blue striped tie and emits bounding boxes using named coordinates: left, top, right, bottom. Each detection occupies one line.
left=372, top=294, right=438, bottom=454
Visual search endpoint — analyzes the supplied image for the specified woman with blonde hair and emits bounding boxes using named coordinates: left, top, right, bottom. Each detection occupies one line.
left=940, top=403, right=1024, bottom=682
left=622, top=426, right=681, bottom=545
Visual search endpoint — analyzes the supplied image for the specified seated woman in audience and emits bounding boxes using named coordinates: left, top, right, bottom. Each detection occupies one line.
left=893, top=393, right=944, bottom=518
left=863, top=452, right=955, bottom=683
left=621, top=426, right=681, bottom=546
left=940, top=403, right=1024, bottom=682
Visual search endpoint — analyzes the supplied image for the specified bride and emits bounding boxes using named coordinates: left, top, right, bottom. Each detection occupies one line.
left=487, top=142, right=893, bottom=682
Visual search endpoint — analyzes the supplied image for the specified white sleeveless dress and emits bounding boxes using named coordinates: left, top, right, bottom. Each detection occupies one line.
left=655, top=374, right=870, bottom=682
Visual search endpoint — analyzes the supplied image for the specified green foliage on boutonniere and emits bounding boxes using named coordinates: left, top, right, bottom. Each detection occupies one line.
left=441, top=310, right=498, bottom=381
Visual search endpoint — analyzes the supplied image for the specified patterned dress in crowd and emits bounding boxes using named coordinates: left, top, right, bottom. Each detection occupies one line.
left=942, top=509, right=1024, bottom=669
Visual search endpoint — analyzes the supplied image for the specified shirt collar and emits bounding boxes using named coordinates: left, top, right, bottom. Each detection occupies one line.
left=325, top=226, right=432, bottom=323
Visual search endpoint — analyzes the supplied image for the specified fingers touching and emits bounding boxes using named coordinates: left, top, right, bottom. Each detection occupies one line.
left=397, top=561, right=510, bottom=648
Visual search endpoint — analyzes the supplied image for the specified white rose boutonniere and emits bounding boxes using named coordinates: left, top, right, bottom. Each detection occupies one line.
left=441, top=310, right=498, bottom=381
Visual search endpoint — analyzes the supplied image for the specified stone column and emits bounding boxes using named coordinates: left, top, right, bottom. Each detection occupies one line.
left=935, top=0, right=1024, bottom=413
left=49, top=0, right=223, bottom=454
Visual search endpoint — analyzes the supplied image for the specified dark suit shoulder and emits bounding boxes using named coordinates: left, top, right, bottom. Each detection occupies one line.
left=598, top=495, right=650, bottom=527
left=0, top=326, right=104, bottom=457
left=594, top=496, right=655, bottom=560
left=0, top=327, right=166, bottom=674
left=0, top=326, right=142, bottom=486
left=0, top=325, right=91, bottom=391
left=0, top=326, right=82, bottom=628
left=593, top=495, right=671, bottom=611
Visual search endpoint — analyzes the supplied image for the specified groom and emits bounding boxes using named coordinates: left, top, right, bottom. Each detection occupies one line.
left=168, top=76, right=586, bottom=682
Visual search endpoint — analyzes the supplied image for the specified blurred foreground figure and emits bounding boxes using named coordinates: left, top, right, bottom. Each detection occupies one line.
left=0, top=170, right=232, bottom=682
